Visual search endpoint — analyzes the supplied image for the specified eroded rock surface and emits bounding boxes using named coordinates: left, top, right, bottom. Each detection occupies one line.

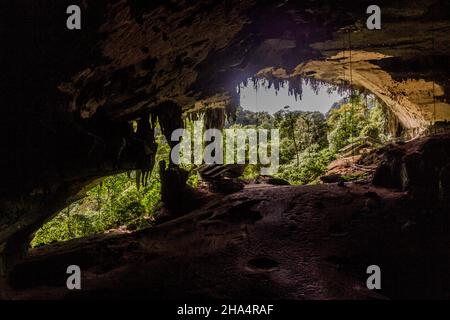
left=1, top=180, right=448, bottom=299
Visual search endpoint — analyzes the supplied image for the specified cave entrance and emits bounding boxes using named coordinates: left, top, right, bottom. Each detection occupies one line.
left=30, top=77, right=397, bottom=249
left=229, top=77, right=396, bottom=185
left=31, top=172, right=160, bottom=248
left=30, top=125, right=200, bottom=249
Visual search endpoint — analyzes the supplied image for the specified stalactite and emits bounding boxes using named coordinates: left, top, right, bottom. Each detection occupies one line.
left=288, top=77, right=303, bottom=100
left=153, top=101, right=184, bottom=149
left=204, top=107, right=225, bottom=130
left=243, top=73, right=361, bottom=106
left=261, top=74, right=283, bottom=93
left=134, top=112, right=157, bottom=189
left=227, top=88, right=240, bottom=122
left=185, top=106, right=226, bottom=131
left=251, top=76, right=258, bottom=91
left=135, top=170, right=141, bottom=190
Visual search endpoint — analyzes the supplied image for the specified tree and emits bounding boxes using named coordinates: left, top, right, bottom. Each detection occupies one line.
left=327, top=97, right=368, bottom=152
left=327, top=95, right=387, bottom=152
left=284, top=106, right=300, bottom=165
left=296, top=112, right=328, bottom=150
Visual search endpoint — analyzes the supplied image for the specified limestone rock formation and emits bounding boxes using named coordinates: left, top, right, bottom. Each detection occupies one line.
left=1, top=0, right=450, bottom=293
left=373, top=133, right=450, bottom=204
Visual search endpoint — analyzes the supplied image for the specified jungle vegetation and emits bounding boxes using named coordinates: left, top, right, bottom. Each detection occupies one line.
left=31, top=93, right=387, bottom=247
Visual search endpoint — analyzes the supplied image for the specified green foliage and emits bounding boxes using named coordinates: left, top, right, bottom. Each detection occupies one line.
left=31, top=173, right=160, bottom=247
left=241, top=164, right=261, bottom=180
left=275, top=145, right=336, bottom=185
left=327, top=100, right=365, bottom=152
left=233, top=93, right=387, bottom=186
left=360, top=100, right=388, bottom=142
left=32, top=131, right=169, bottom=247
left=186, top=167, right=200, bottom=188
left=31, top=129, right=202, bottom=248
left=273, top=109, right=328, bottom=164
left=234, top=106, right=274, bottom=129
left=342, top=172, right=370, bottom=182
left=327, top=95, right=387, bottom=152
left=32, top=93, right=388, bottom=247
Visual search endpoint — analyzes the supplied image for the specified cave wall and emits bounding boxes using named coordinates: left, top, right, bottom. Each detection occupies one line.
left=1, top=0, right=449, bottom=270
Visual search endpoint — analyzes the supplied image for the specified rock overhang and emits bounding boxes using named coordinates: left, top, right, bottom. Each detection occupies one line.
left=1, top=0, right=450, bottom=273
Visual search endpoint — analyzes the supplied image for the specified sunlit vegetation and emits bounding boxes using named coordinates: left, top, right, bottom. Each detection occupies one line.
left=235, top=93, right=388, bottom=185
left=31, top=133, right=198, bottom=248
left=31, top=173, right=160, bottom=247
left=32, top=92, right=387, bottom=247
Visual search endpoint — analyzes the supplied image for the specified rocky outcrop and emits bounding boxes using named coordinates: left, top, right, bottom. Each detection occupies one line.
left=373, top=133, right=450, bottom=205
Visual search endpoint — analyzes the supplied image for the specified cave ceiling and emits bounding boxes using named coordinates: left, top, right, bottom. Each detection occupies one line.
left=3, top=0, right=449, bottom=125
